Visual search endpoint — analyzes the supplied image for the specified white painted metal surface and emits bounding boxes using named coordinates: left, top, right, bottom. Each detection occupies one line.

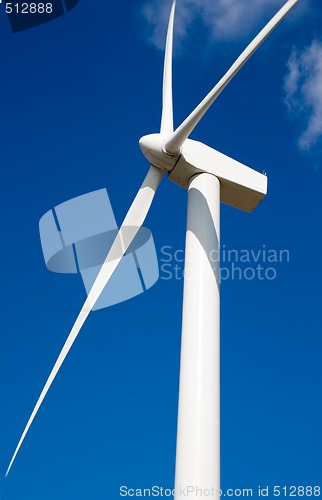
left=160, top=0, right=175, bottom=135
left=170, top=139, right=267, bottom=212
left=175, top=173, right=221, bottom=498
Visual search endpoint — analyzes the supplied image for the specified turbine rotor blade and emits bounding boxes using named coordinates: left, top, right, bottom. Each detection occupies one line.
left=5, top=165, right=163, bottom=477
left=164, top=0, right=299, bottom=155
left=160, top=0, right=176, bottom=135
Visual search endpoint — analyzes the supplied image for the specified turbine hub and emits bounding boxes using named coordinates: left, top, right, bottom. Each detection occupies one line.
left=139, top=134, right=179, bottom=172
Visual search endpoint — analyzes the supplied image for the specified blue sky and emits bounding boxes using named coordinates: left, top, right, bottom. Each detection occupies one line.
left=1, top=0, right=322, bottom=498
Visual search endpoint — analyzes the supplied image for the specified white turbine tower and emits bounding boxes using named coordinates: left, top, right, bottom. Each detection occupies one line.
left=6, top=0, right=299, bottom=495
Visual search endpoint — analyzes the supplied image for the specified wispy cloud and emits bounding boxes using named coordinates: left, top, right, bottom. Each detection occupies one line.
left=140, top=0, right=283, bottom=50
left=284, top=40, right=322, bottom=150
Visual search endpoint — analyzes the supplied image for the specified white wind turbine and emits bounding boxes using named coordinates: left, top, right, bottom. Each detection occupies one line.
left=6, top=0, right=299, bottom=495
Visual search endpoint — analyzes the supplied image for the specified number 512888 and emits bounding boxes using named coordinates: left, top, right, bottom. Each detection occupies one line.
left=5, top=3, right=53, bottom=14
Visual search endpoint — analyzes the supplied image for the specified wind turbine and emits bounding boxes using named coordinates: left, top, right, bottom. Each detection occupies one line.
left=6, top=0, right=299, bottom=495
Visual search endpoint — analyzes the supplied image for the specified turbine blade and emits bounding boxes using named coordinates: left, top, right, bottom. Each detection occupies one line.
left=160, top=0, right=176, bottom=135
left=164, top=0, right=299, bottom=155
left=6, top=165, right=163, bottom=477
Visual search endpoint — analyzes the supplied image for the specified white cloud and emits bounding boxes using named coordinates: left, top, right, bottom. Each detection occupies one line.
left=140, top=0, right=283, bottom=50
left=284, top=40, right=322, bottom=150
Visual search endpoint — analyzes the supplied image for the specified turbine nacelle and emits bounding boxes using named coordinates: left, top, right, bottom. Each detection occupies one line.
left=171, top=139, right=268, bottom=213
left=139, top=133, right=179, bottom=172
left=140, top=133, right=267, bottom=213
